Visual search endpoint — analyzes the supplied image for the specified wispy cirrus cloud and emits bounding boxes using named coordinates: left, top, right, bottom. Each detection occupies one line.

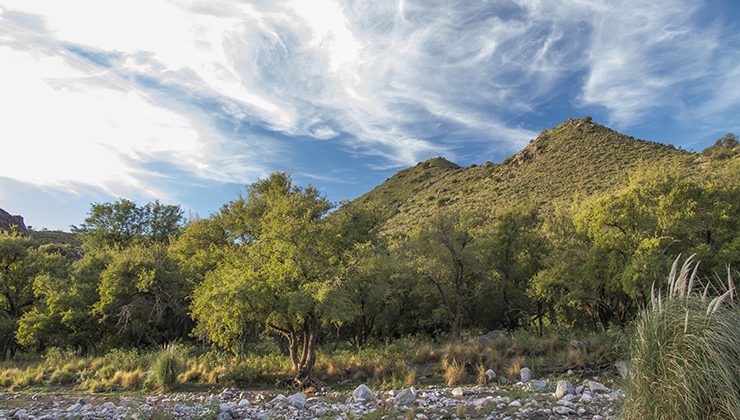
left=0, top=0, right=738, bottom=230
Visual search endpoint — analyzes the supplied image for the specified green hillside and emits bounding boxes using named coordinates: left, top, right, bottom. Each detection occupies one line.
left=354, top=118, right=698, bottom=232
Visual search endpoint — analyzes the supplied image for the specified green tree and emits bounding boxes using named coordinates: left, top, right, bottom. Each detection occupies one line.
left=403, top=212, right=482, bottom=339
left=478, top=207, right=547, bottom=330
left=94, top=243, right=190, bottom=347
left=192, top=173, right=371, bottom=386
left=73, top=199, right=183, bottom=248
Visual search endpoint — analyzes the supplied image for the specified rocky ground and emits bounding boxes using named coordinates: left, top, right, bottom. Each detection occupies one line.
left=0, top=376, right=622, bottom=419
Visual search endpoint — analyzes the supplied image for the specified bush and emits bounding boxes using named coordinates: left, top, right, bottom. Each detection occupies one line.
left=151, top=344, right=183, bottom=392
left=622, top=257, right=740, bottom=419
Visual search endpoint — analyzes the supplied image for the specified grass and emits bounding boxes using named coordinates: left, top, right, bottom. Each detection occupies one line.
left=151, top=344, right=183, bottom=392
left=622, top=256, right=740, bottom=420
left=0, top=329, right=625, bottom=394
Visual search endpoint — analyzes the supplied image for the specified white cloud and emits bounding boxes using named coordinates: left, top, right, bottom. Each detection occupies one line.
left=0, top=0, right=738, bottom=205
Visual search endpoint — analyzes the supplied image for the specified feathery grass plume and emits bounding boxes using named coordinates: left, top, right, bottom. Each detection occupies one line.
left=623, top=255, right=739, bottom=420
left=151, top=343, right=183, bottom=392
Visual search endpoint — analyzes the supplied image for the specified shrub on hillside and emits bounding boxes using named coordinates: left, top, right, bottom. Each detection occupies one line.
left=622, top=256, right=739, bottom=419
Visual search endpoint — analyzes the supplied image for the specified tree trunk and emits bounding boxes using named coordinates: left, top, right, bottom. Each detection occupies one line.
left=283, top=315, right=320, bottom=389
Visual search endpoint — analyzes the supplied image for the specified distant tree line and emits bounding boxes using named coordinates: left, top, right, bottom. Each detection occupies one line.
left=0, top=163, right=737, bottom=384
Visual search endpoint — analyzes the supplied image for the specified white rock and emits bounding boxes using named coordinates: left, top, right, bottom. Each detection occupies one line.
left=451, top=387, right=464, bottom=397
left=520, top=367, right=532, bottom=382
left=352, top=384, right=374, bottom=402
left=395, top=388, right=417, bottom=406
left=219, top=402, right=236, bottom=413
left=555, top=380, right=575, bottom=399
left=508, top=400, right=521, bottom=407
left=576, top=385, right=585, bottom=394
left=287, top=392, right=307, bottom=409
left=587, top=380, right=609, bottom=393
left=615, top=360, right=630, bottom=378
left=238, top=398, right=251, bottom=407
left=578, top=407, right=587, bottom=415
left=13, top=409, right=28, bottom=420
left=580, top=393, right=593, bottom=403
left=530, top=379, right=547, bottom=391
left=270, top=394, right=287, bottom=404
left=485, top=369, right=497, bottom=380
left=101, top=402, right=117, bottom=411
left=554, top=406, right=574, bottom=415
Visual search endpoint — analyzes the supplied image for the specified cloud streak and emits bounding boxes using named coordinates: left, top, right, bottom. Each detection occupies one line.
left=0, top=0, right=738, bottom=221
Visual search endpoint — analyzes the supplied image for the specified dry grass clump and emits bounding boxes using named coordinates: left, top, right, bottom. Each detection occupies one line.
left=442, top=358, right=467, bottom=386
left=623, top=256, right=739, bottom=420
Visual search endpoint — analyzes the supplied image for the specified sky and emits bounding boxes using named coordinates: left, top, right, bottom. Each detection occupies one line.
left=1, top=0, right=739, bottom=231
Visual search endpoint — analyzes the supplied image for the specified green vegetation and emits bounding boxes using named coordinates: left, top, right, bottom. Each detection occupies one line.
left=623, top=256, right=739, bottom=419
left=0, top=118, right=736, bottom=399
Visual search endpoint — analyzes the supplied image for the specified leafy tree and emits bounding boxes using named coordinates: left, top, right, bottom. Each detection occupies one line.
left=94, top=243, right=190, bottom=347
left=402, top=212, right=482, bottom=339
left=192, top=173, right=372, bottom=386
left=17, top=249, right=107, bottom=352
left=73, top=199, right=183, bottom=248
left=478, top=207, right=547, bottom=330
left=169, top=216, right=230, bottom=287
left=0, top=232, right=38, bottom=358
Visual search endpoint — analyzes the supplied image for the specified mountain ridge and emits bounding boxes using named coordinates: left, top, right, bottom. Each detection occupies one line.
left=353, top=117, right=701, bottom=232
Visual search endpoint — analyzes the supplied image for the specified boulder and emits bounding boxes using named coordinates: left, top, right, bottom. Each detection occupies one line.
left=615, top=360, right=630, bottom=378
left=287, top=392, right=307, bottom=409
left=485, top=369, right=496, bottom=381
left=587, top=380, right=609, bottom=393
left=555, top=380, right=575, bottom=399
left=352, top=384, right=373, bottom=403
left=519, top=367, right=532, bottom=382
left=238, top=398, right=250, bottom=407
left=530, top=379, right=547, bottom=391
left=395, top=388, right=417, bottom=406
left=451, top=387, right=464, bottom=397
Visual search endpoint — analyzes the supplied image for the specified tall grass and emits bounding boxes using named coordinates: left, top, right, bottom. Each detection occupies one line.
left=151, top=344, right=183, bottom=392
left=623, top=255, right=739, bottom=420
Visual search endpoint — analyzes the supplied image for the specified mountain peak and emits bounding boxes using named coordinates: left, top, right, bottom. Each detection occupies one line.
left=0, top=208, right=27, bottom=232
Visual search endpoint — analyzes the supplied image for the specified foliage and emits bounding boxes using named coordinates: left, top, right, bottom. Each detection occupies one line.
left=622, top=256, right=739, bottom=419
left=72, top=198, right=183, bottom=248
left=151, top=344, right=184, bottom=392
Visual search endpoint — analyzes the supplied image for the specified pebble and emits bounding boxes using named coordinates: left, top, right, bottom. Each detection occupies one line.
left=0, top=375, right=622, bottom=419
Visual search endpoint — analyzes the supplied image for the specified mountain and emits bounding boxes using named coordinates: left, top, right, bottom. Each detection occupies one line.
left=0, top=208, right=26, bottom=232
left=353, top=118, right=700, bottom=233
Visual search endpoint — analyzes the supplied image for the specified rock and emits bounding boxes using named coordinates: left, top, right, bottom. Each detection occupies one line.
left=13, top=409, right=28, bottom=420
left=554, top=405, right=574, bottom=415
left=451, top=387, right=464, bottom=397
left=270, top=394, right=287, bottom=404
left=217, top=412, right=232, bottom=420
left=576, top=385, right=584, bottom=394
left=497, top=375, right=510, bottom=385
left=580, top=393, right=593, bottom=403
left=395, top=388, right=417, bottom=406
left=0, top=208, right=26, bottom=232
left=587, top=380, right=609, bottom=393
left=508, top=400, right=521, bottom=407
left=287, top=392, right=307, bottom=409
left=555, top=380, right=575, bottom=399
left=530, top=379, right=547, bottom=391
left=101, top=402, right=117, bottom=411
left=615, top=360, right=630, bottom=378
left=352, top=384, right=373, bottom=402
left=485, top=369, right=497, bottom=381
left=520, top=367, right=532, bottom=382
left=238, top=398, right=250, bottom=407
left=219, top=402, right=236, bottom=412
left=567, top=369, right=575, bottom=376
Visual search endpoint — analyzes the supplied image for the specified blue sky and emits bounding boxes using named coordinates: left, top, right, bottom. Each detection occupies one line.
left=0, top=0, right=738, bottom=231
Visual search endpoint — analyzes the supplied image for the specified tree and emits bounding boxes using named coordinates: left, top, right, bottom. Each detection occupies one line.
left=73, top=199, right=183, bottom=248
left=478, top=207, right=547, bottom=330
left=192, top=173, right=371, bottom=386
left=0, top=232, right=37, bottom=358
left=403, top=212, right=482, bottom=340
left=94, top=243, right=190, bottom=347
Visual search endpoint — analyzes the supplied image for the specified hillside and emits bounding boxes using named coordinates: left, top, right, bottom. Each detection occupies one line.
left=354, top=118, right=698, bottom=232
